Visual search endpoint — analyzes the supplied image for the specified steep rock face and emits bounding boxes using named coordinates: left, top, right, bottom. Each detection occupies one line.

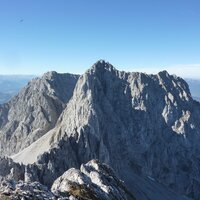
left=12, top=61, right=200, bottom=199
left=0, top=72, right=79, bottom=156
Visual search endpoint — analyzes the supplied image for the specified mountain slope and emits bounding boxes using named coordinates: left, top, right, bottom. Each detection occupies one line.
left=10, top=61, right=200, bottom=199
left=0, top=71, right=79, bottom=156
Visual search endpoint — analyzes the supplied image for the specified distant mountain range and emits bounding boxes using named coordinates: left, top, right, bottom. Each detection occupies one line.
left=185, top=79, right=200, bottom=101
left=0, top=75, right=35, bottom=104
left=0, top=75, right=199, bottom=104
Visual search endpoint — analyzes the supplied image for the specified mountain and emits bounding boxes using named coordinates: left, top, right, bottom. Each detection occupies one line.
left=0, top=60, right=200, bottom=199
left=0, top=72, right=79, bottom=155
left=185, top=79, right=200, bottom=101
left=0, top=75, right=35, bottom=104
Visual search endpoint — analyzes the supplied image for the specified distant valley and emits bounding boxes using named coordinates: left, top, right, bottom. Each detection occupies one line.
left=185, top=79, right=200, bottom=101
left=0, top=75, right=35, bottom=104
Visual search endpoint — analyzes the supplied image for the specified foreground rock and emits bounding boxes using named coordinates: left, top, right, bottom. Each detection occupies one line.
left=0, top=180, right=57, bottom=200
left=0, top=159, right=135, bottom=200
left=52, top=159, right=135, bottom=200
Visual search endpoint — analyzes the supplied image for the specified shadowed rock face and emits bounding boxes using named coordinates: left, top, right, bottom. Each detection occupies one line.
left=0, top=157, right=189, bottom=200
left=0, top=156, right=24, bottom=182
left=0, top=60, right=200, bottom=199
left=0, top=72, right=79, bottom=156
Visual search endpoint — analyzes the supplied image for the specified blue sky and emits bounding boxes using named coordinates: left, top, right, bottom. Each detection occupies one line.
left=0, top=0, right=200, bottom=78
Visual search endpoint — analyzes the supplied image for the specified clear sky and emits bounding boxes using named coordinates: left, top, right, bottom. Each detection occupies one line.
left=0, top=0, right=200, bottom=78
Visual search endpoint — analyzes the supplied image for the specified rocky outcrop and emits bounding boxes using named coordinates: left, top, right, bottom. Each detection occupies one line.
left=0, top=159, right=135, bottom=200
left=0, top=72, right=79, bottom=156
left=0, top=180, right=57, bottom=200
left=0, top=156, right=190, bottom=200
left=52, top=159, right=135, bottom=200
left=0, top=156, right=24, bottom=182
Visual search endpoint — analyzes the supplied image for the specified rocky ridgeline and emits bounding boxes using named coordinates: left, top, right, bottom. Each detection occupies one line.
left=0, top=158, right=135, bottom=200
left=0, top=60, right=199, bottom=199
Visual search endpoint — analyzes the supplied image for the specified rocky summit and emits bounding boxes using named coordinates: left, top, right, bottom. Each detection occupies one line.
left=0, top=60, right=200, bottom=199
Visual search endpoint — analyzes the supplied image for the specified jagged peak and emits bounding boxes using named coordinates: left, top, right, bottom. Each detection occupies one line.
left=95, top=59, right=107, bottom=65
left=42, top=71, right=59, bottom=80
left=88, top=60, right=117, bottom=74
left=158, top=70, right=170, bottom=78
left=40, top=71, right=79, bottom=83
left=157, top=69, right=188, bottom=85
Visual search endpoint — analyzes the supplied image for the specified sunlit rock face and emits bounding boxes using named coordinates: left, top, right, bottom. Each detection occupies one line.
left=0, top=60, right=200, bottom=199
left=0, top=72, right=79, bottom=155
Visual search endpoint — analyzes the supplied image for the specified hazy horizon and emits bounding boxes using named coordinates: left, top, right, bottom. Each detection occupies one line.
left=0, top=63, right=200, bottom=79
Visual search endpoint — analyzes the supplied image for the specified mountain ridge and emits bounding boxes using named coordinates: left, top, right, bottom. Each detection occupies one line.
left=0, top=60, right=199, bottom=199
